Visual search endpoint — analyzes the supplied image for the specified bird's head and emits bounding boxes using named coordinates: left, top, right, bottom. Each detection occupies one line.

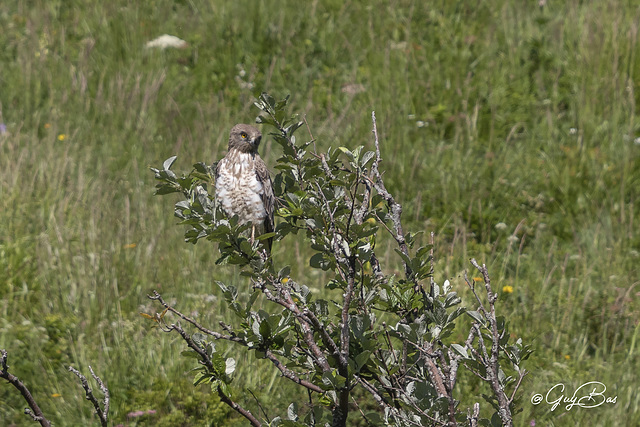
left=228, top=124, right=262, bottom=153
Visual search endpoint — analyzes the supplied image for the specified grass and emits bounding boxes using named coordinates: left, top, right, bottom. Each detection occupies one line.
left=1, top=0, right=639, bottom=425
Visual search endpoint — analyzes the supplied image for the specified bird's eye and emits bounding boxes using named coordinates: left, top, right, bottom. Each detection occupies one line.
left=241, top=132, right=247, bottom=139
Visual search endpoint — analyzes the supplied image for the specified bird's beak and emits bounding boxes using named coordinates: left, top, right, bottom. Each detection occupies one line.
left=252, top=136, right=261, bottom=147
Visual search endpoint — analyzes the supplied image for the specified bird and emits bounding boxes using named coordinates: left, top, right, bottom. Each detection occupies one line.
left=215, top=124, right=274, bottom=251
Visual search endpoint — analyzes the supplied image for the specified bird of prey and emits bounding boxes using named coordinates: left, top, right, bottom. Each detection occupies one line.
left=215, top=124, right=274, bottom=251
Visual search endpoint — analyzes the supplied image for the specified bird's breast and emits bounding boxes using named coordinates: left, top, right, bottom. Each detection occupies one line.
left=215, top=152, right=267, bottom=225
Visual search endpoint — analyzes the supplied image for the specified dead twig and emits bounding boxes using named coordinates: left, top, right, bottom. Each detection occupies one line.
left=0, top=349, right=51, bottom=427
left=68, top=366, right=109, bottom=427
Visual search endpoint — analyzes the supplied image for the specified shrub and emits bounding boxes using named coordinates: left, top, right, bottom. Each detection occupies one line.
left=148, top=93, right=531, bottom=426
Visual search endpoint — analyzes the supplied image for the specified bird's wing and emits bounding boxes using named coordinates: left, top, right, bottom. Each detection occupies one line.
left=214, top=158, right=222, bottom=180
left=255, top=158, right=275, bottom=245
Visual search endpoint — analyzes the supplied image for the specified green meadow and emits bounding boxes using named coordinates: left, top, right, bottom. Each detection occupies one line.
left=1, top=0, right=639, bottom=425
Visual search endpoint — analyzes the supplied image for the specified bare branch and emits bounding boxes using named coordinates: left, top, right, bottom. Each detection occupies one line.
left=257, top=279, right=332, bottom=372
left=247, top=388, right=271, bottom=421
left=469, top=260, right=514, bottom=427
left=509, top=369, right=529, bottom=404
left=369, top=111, right=411, bottom=278
left=409, top=341, right=449, bottom=399
left=148, top=291, right=245, bottom=344
left=0, top=350, right=51, bottom=427
left=429, top=231, right=436, bottom=300
left=24, top=408, right=48, bottom=424
left=161, top=321, right=262, bottom=426
left=264, top=350, right=323, bottom=393
left=354, top=376, right=395, bottom=414
left=448, top=326, right=477, bottom=390
left=216, top=384, right=262, bottom=427
left=468, top=403, right=480, bottom=427
left=68, top=366, right=109, bottom=427
left=89, top=366, right=109, bottom=425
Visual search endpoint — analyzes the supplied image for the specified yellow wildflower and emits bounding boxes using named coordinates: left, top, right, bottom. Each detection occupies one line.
left=502, top=285, right=514, bottom=294
left=51, top=393, right=62, bottom=398
left=57, top=134, right=66, bottom=141
left=564, top=354, right=571, bottom=360
left=123, top=243, right=137, bottom=249
left=473, top=277, right=483, bottom=282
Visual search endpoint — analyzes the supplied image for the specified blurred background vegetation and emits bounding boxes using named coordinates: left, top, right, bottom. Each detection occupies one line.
left=0, top=0, right=638, bottom=425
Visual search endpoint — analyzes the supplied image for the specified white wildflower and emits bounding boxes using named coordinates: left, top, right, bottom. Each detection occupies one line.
left=145, top=34, right=188, bottom=49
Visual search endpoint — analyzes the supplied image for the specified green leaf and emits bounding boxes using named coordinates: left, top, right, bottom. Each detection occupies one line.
left=278, top=265, right=291, bottom=279
left=256, top=232, right=276, bottom=241
left=450, top=343, right=469, bottom=358
left=467, top=310, right=484, bottom=324
left=415, top=245, right=433, bottom=259
left=360, top=150, right=375, bottom=167
left=337, top=146, right=354, bottom=161
left=309, top=253, right=330, bottom=270
left=275, top=94, right=290, bottom=109
left=321, top=370, right=346, bottom=390
left=163, top=155, right=178, bottom=170
left=193, top=161, right=209, bottom=174
left=354, top=350, right=371, bottom=371
left=154, top=185, right=180, bottom=195
left=259, top=319, right=271, bottom=339
left=262, top=92, right=276, bottom=109
left=218, top=381, right=231, bottom=398
left=193, top=371, right=210, bottom=386
left=225, top=358, right=236, bottom=376
left=490, top=411, right=502, bottom=427
left=285, top=121, right=304, bottom=135
left=180, top=350, right=201, bottom=359
left=287, top=402, right=298, bottom=421
left=393, top=248, right=412, bottom=267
